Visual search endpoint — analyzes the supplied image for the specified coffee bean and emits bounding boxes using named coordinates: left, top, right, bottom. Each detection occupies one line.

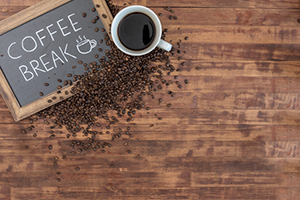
left=47, top=99, right=52, bottom=103
left=127, top=150, right=131, bottom=154
left=95, top=28, right=99, bottom=32
left=82, top=13, right=86, bottom=18
left=25, top=145, right=29, bottom=149
left=92, top=7, right=96, bottom=12
left=185, top=36, right=188, bottom=40
left=158, top=13, right=162, bottom=16
left=167, top=104, right=172, bottom=107
left=102, top=14, right=107, bottom=18
left=158, top=98, right=162, bottom=103
left=57, top=178, right=61, bottom=182
left=57, top=79, right=62, bottom=82
left=184, top=79, right=189, bottom=84
left=96, top=4, right=100, bottom=8
left=57, top=172, right=61, bottom=175
left=169, top=15, right=172, bottom=20
left=44, top=83, right=49, bottom=86
left=48, top=145, right=52, bottom=150
left=57, top=85, right=62, bottom=90
left=67, top=74, right=72, bottom=77
left=39, top=92, right=44, bottom=96
left=75, top=167, right=80, bottom=171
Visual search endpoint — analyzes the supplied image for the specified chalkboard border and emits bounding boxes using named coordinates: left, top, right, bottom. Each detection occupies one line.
left=0, top=0, right=72, bottom=122
left=0, top=0, right=113, bottom=122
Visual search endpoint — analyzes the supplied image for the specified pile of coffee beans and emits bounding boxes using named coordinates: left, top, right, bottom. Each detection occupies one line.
left=22, top=0, right=189, bottom=179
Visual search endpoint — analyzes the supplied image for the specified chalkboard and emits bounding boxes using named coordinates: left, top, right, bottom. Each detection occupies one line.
left=0, top=0, right=113, bottom=121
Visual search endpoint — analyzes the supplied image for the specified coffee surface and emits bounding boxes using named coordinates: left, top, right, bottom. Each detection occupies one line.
left=118, top=12, right=156, bottom=51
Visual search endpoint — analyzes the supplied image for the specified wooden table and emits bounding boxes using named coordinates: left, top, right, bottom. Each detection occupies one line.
left=1, top=0, right=300, bottom=199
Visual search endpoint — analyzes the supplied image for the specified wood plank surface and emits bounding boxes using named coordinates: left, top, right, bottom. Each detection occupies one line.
left=0, top=0, right=300, bottom=200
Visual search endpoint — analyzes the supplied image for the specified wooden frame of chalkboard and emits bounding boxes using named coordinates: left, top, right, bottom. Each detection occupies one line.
left=0, top=0, right=113, bottom=122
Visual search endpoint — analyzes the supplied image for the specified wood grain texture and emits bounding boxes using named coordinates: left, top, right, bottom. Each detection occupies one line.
left=0, top=0, right=300, bottom=200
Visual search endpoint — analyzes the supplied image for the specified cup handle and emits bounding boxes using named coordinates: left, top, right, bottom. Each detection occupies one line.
left=90, top=39, right=97, bottom=49
left=157, top=39, right=172, bottom=52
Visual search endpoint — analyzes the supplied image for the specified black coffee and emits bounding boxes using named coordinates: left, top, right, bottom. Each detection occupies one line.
left=118, top=12, right=156, bottom=51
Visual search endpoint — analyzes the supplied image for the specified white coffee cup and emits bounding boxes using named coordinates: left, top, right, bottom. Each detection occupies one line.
left=111, top=5, right=172, bottom=56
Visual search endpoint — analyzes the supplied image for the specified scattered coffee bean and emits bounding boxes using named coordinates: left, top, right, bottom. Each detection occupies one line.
left=92, top=7, right=96, bottom=12
left=57, top=178, right=61, bottom=182
left=127, top=150, right=131, bottom=154
left=102, top=14, right=107, bottom=18
left=184, top=79, right=189, bottom=84
left=96, top=4, right=100, bottom=8
left=82, top=13, right=86, bottom=18
left=57, top=85, right=62, bottom=90
left=95, top=28, right=99, bottom=32
left=25, top=145, right=29, bottom=149
left=44, top=83, right=49, bottom=86
left=39, top=92, right=44, bottom=96
left=75, top=167, right=80, bottom=171
left=48, top=145, right=52, bottom=150
left=169, top=15, right=172, bottom=20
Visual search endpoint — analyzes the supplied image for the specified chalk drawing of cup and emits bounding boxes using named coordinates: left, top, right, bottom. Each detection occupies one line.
left=76, top=35, right=97, bottom=55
